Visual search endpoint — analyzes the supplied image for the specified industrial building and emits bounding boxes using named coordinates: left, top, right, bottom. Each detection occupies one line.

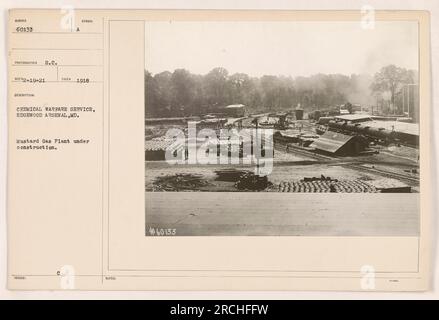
left=223, top=104, right=246, bottom=117
left=310, top=131, right=368, bottom=156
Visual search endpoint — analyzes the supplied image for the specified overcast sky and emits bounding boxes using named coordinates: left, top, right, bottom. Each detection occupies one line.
left=145, top=21, right=418, bottom=77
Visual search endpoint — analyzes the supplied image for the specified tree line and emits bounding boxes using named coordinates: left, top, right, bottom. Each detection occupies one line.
left=145, top=66, right=417, bottom=118
left=370, top=65, right=418, bottom=117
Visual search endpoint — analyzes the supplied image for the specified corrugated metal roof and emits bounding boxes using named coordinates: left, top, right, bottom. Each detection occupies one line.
left=225, top=104, right=245, bottom=108
left=310, top=131, right=355, bottom=153
left=361, top=120, right=419, bottom=136
left=334, top=114, right=373, bottom=122
left=225, top=117, right=246, bottom=126
left=145, top=139, right=180, bottom=151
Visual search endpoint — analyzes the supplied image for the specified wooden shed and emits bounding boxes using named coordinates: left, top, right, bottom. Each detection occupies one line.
left=310, top=131, right=368, bottom=156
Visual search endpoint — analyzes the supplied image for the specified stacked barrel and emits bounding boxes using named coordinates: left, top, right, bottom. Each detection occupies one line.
left=274, top=179, right=377, bottom=193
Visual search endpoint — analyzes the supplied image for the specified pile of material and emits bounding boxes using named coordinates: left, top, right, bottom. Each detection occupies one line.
left=303, top=175, right=337, bottom=182
left=145, top=138, right=174, bottom=151
left=214, top=169, right=245, bottom=182
left=235, top=171, right=271, bottom=191
left=152, top=173, right=210, bottom=191
left=214, top=169, right=271, bottom=191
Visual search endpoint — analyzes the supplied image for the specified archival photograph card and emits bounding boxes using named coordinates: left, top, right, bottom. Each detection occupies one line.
left=7, top=9, right=431, bottom=291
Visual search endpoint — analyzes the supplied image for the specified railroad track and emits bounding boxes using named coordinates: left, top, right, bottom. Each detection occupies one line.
left=274, top=143, right=420, bottom=184
left=343, top=163, right=419, bottom=184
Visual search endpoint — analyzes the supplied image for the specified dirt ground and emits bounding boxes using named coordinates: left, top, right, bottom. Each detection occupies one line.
left=145, top=146, right=419, bottom=192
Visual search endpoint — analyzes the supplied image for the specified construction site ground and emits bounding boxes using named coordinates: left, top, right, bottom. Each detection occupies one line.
left=145, top=128, right=420, bottom=236
left=145, top=145, right=419, bottom=192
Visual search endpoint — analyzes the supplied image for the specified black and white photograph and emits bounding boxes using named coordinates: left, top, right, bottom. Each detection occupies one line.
left=144, top=20, right=420, bottom=236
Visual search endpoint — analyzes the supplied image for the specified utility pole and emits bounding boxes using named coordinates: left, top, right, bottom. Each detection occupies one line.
left=403, top=83, right=417, bottom=119
left=402, top=86, right=408, bottom=115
